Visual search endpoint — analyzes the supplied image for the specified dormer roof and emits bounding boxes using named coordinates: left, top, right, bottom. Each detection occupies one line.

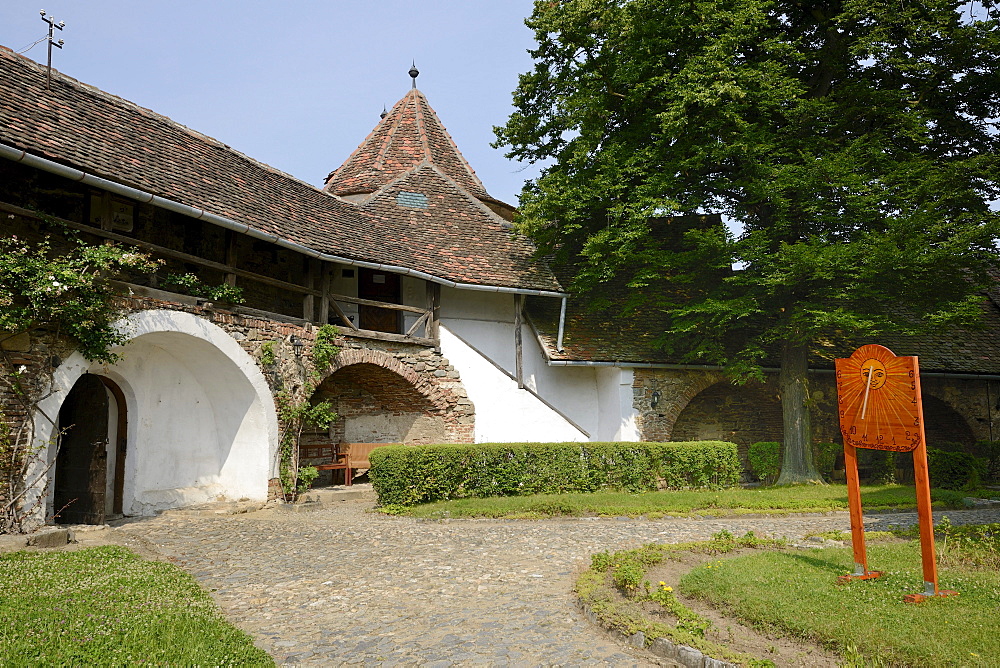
left=323, top=88, right=493, bottom=203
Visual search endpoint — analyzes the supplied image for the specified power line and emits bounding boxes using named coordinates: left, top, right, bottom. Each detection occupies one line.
left=16, top=35, right=48, bottom=54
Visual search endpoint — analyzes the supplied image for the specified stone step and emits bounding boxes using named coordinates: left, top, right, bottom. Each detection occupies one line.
left=287, top=484, right=377, bottom=511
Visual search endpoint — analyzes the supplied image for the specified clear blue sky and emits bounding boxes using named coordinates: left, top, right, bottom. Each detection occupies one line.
left=1, top=1, right=543, bottom=206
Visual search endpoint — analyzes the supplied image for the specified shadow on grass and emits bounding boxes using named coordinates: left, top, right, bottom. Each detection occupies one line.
left=776, top=549, right=849, bottom=576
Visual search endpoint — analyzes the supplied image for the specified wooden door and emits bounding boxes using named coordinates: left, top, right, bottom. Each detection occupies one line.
left=358, top=268, right=401, bottom=333
left=54, top=374, right=109, bottom=525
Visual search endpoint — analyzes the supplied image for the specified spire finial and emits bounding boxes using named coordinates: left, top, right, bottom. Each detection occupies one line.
left=408, top=61, right=419, bottom=89
left=380, top=105, right=388, bottom=119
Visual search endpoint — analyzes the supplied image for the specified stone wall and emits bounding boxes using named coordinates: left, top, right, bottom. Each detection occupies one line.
left=1, top=291, right=474, bottom=510
left=632, top=368, right=998, bottom=454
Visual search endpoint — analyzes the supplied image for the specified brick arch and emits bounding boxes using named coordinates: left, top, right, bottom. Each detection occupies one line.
left=921, top=393, right=976, bottom=448
left=670, top=379, right=783, bottom=448
left=320, top=348, right=454, bottom=414
left=667, top=374, right=728, bottom=429
left=634, top=369, right=725, bottom=442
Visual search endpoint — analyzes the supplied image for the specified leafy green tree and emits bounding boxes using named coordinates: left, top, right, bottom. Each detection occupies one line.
left=496, top=0, right=1000, bottom=482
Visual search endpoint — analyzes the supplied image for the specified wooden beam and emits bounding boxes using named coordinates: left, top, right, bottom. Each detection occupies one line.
left=514, top=294, right=524, bottom=389
left=0, top=201, right=322, bottom=297
left=303, top=257, right=316, bottom=322
left=341, top=327, right=435, bottom=347
left=319, top=261, right=331, bottom=326
left=426, top=282, right=441, bottom=341
left=224, top=230, right=238, bottom=287
left=329, top=298, right=359, bottom=330
left=99, top=191, right=113, bottom=232
left=405, top=312, right=430, bottom=337
left=330, top=293, right=428, bottom=314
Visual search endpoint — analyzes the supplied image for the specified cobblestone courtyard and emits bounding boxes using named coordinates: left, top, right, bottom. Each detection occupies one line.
left=86, top=492, right=1000, bottom=667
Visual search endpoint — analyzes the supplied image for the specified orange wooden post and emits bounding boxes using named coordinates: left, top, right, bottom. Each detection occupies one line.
left=902, top=367, right=957, bottom=602
left=841, top=444, right=875, bottom=579
left=837, top=443, right=882, bottom=583
left=910, top=439, right=939, bottom=596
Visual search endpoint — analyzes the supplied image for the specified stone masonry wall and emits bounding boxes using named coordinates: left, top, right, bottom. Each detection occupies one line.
left=632, top=368, right=997, bottom=453
left=1, top=293, right=474, bottom=506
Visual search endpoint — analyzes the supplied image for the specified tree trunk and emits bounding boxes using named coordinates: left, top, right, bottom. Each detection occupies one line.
left=775, top=337, right=822, bottom=484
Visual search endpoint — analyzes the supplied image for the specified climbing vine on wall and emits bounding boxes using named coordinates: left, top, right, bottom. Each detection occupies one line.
left=275, top=391, right=337, bottom=499
left=160, top=272, right=245, bottom=305
left=273, top=325, right=342, bottom=499
left=311, top=324, right=339, bottom=371
left=0, top=214, right=158, bottom=533
left=0, top=228, right=159, bottom=362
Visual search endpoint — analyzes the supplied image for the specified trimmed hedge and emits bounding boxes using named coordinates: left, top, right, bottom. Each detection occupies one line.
left=747, top=442, right=781, bottom=484
left=368, top=441, right=741, bottom=506
left=928, top=448, right=982, bottom=491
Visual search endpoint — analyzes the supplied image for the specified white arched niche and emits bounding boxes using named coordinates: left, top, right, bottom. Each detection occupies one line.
left=29, top=310, right=278, bottom=522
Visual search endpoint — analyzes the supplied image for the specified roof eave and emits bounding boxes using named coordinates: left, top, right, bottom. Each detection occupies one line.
left=0, top=141, right=568, bottom=298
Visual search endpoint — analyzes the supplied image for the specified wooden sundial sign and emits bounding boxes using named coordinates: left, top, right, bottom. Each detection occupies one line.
left=835, top=344, right=956, bottom=602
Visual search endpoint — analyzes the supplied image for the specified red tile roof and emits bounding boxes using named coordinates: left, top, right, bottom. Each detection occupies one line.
left=324, top=89, right=492, bottom=202
left=0, top=46, right=561, bottom=293
left=360, top=165, right=559, bottom=291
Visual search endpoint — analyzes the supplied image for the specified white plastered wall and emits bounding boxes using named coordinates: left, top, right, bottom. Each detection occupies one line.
left=28, top=310, right=278, bottom=523
left=440, top=287, right=641, bottom=443
left=595, top=366, right=641, bottom=441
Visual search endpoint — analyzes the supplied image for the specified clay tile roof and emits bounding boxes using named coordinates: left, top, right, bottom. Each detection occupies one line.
left=528, top=285, right=1000, bottom=374
left=324, top=89, right=493, bottom=202
left=0, top=45, right=367, bottom=252
left=357, top=164, right=561, bottom=292
left=0, top=46, right=559, bottom=293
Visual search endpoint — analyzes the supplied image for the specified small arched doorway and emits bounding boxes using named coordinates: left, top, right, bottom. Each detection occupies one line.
left=52, top=374, right=127, bottom=525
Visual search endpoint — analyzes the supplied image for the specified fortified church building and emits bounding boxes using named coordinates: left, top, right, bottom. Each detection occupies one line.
left=1, top=47, right=998, bottom=528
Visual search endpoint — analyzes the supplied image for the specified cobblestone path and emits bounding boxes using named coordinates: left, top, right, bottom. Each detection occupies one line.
left=106, top=497, right=1000, bottom=667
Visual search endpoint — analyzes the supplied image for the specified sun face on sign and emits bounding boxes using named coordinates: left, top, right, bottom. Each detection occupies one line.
left=835, top=344, right=922, bottom=452
left=862, top=359, right=887, bottom=390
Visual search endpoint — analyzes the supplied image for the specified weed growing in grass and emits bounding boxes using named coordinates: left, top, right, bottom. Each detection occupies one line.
left=936, top=517, right=1000, bottom=570
left=611, top=559, right=645, bottom=593
left=649, top=581, right=711, bottom=638
left=580, top=538, right=785, bottom=666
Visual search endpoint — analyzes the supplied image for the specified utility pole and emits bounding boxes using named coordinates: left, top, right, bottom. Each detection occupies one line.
left=39, top=9, right=65, bottom=90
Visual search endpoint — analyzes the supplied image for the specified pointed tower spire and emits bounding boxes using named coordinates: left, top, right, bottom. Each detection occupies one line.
left=380, top=105, right=388, bottom=119
left=324, top=85, right=491, bottom=202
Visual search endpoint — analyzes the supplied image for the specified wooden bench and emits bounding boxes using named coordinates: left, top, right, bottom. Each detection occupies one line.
left=313, top=442, right=400, bottom=486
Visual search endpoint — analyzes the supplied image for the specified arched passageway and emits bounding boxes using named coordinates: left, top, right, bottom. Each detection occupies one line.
left=37, top=310, right=278, bottom=522
left=922, top=394, right=976, bottom=448
left=312, top=362, right=445, bottom=445
left=670, top=380, right=783, bottom=450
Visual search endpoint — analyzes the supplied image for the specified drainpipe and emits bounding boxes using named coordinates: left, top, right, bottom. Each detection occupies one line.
left=556, top=297, right=567, bottom=352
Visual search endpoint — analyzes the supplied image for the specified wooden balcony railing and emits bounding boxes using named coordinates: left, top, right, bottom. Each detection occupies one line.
left=1, top=200, right=440, bottom=346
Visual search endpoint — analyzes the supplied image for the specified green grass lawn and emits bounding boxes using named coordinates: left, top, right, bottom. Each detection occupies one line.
left=384, top=484, right=969, bottom=519
left=680, top=540, right=998, bottom=666
left=0, top=546, right=273, bottom=667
